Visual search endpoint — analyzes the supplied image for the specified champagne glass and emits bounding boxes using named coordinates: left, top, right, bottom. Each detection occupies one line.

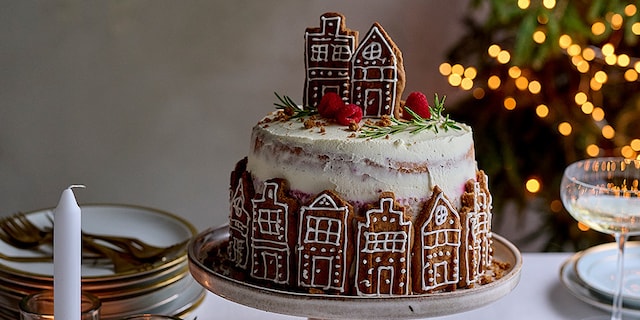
left=561, top=157, right=640, bottom=320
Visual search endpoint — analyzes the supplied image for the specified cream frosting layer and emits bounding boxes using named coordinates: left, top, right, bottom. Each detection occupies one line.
left=247, top=111, right=477, bottom=218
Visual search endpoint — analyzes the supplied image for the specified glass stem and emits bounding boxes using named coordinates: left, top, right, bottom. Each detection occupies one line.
left=612, top=232, right=628, bottom=320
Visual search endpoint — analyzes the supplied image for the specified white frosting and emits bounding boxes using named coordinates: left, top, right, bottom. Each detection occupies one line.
left=247, top=112, right=477, bottom=217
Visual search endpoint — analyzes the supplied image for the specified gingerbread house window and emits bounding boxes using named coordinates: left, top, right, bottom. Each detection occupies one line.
left=332, top=44, right=353, bottom=61
left=362, top=42, right=382, bottom=60
left=364, top=231, right=408, bottom=253
left=257, top=208, right=283, bottom=236
left=304, top=216, right=341, bottom=245
left=310, top=44, right=329, bottom=62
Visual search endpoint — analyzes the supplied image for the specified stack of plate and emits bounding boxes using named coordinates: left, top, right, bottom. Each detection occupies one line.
left=560, top=241, right=640, bottom=317
left=0, top=204, right=205, bottom=320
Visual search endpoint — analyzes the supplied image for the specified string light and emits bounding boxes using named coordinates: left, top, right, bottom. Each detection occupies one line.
left=591, top=107, right=605, bottom=121
left=526, top=178, right=541, bottom=193
left=460, top=77, right=474, bottom=90
left=488, top=75, right=501, bottom=89
left=451, top=64, right=464, bottom=75
left=528, top=80, right=541, bottom=94
left=625, top=4, right=637, bottom=16
left=594, top=71, right=608, bottom=84
left=535, top=104, right=549, bottom=118
left=567, top=44, right=582, bottom=56
left=610, top=13, right=623, bottom=30
left=497, top=50, right=511, bottom=64
left=586, top=144, right=600, bottom=157
left=602, top=125, right=615, bottom=139
left=581, top=101, right=594, bottom=114
left=488, top=44, right=501, bottom=58
left=533, top=30, right=546, bottom=44
left=515, top=76, right=529, bottom=90
left=558, top=34, right=572, bottom=48
left=617, top=54, right=630, bottom=67
left=574, top=92, right=588, bottom=105
left=602, top=43, right=615, bottom=56
left=439, top=62, right=452, bottom=76
left=558, top=122, right=572, bottom=136
left=542, top=0, right=556, bottom=10
left=517, top=0, right=530, bottom=10
left=508, top=66, right=521, bottom=78
left=592, top=21, right=606, bottom=36
left=504, top=97, right=516, bottom=110
left=582, top=47, right=596, bottom=61
left=621, top=146, right=635, bottom=158
left=464, top=67, right=477, bottom=79
left=625, top=69, right=639, bottom=82
left=448, top=73, right=462, bottom=86
left=590, top=77, right=603, bottom=91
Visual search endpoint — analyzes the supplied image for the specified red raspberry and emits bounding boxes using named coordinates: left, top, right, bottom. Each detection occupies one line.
left=335, top=104, right=363, bottom=126
left=402, top=91, right=431, bottom=120
left=317, top=92, right=345, bottom=118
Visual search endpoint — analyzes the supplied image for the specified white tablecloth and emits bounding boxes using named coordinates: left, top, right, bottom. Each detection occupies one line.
left=190, top=252, right=610, bottom=319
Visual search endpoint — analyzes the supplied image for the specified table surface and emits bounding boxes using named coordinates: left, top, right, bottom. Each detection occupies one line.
left=189, top=252, right=616, bottom=320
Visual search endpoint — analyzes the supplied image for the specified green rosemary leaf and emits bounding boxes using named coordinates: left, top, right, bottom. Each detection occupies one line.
left=273, top=92, right=318, bottom=118
left=358, top=94, right=461, bottom=139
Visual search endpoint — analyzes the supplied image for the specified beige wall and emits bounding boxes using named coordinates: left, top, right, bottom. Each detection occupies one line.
left=0, top=0, right=469, bottom=230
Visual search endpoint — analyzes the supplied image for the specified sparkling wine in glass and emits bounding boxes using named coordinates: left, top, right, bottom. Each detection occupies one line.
left=561, top=157, right=640, bottom=320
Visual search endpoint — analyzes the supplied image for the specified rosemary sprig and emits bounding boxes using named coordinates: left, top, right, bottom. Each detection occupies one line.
left=359, top=94, right=461, bottom=139
left=274, top=92, right=317, bottom=119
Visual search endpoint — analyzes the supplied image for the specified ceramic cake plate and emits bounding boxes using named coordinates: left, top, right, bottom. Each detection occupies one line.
left=188, top=225, right=522, bottom=320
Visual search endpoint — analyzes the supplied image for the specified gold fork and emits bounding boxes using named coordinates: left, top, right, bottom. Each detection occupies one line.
left=0, top=213, right=51, bottom=249
left=0, top=213, right=188, bottom=270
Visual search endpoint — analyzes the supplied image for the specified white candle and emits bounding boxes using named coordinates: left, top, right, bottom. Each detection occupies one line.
left=53, top=185, right=84, bottom=320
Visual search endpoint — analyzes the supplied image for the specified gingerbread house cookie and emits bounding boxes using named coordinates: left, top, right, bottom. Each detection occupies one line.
left=250, top=178, right=299, bottom=285
left=412, top=186, right=461, bottom=294
left=297, top=190, right=354, bottom=294
left=304, top=12, right=358, bottom=108
left=459, top=171, right=493, bottom=288
left=351, top=22, right=405, bottom=119
left=228, top=158, right=254, bottom=269
left=355, top=192, right=412, bottom=296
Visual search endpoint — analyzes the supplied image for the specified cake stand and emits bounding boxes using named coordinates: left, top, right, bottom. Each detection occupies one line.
left=188, top=225, right=522, bottom=320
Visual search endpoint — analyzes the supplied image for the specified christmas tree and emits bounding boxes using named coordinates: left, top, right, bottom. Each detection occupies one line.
left=441, top=0, right=640, bottom=251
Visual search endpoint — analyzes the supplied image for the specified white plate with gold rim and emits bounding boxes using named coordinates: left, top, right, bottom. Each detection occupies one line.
left=0, top=204, right=196, bottom=281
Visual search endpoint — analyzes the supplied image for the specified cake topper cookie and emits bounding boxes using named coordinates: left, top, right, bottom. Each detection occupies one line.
left=304, top=12, right=358, bottom=109
left=351, top=22, right=405, bottom=119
